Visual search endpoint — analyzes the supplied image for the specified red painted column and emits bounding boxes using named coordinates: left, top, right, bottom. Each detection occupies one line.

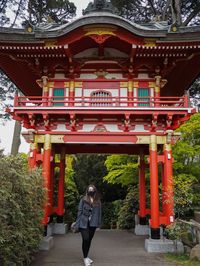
left=42, top=134, right=52, bottom=228
left=161, top=162, right=166, bottom=216
left=154, top=76, right=161, bottom=107
left=57, top=147, right=66, bottom=223
left=69, top=80, right=75, bottom=106
left=149, top=135, right=160, bottom=239
left=49, top=150, right=55, bottom=219
left=163, top=144, right=174, bottom=225
left=42, top=76, right=49, bottom=107
left=128, top=80, right=133, bottom=106
left=28, top=142, right=37, bottom=170
left=139, top=154, right=147, bottom=225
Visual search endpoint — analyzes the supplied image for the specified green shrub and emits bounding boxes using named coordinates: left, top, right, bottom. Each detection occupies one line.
left=102, top=202, right=113, bottom=228
left=101, top=200, right=123, bottom=229
left=0, top=155, right=45, bottom=266
left=64, top=156, right=79, bottom=226
left=117, top=186, right=138, bottom=229
left=111, top=199, right=123, bottom=228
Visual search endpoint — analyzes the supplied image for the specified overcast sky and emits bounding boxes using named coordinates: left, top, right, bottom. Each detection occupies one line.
left=73, top=0, right=91, bottom=17
left=0, top=0, right=91, bottom=154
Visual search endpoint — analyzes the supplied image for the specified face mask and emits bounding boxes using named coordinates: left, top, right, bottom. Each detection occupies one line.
left=88, top=191, right=95, bottom=197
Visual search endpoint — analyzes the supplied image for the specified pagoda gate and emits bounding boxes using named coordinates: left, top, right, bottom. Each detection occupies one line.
left=0, top=0, right=199, bottom=242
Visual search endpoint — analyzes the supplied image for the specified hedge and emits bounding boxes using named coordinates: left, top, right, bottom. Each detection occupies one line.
left=0, top=155, right=45, bottom=266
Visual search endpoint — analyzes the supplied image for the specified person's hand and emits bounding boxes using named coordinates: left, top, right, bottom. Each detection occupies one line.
left=96, top=227, right=100, bottom=231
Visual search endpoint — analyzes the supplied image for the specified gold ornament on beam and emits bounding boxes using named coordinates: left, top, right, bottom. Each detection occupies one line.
left=150, top=135, right=157, bottom=151
left=44, top=134, right=51, bottom=150
left=84, top=27, right=116, bottom=44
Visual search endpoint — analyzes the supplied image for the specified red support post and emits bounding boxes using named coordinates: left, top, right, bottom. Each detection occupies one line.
left=139, top=154, right=147, bottom=225
left=154, top=76, right=161, bottom=107
left=161, top=162, right=166, bottom=215
left=149, top=135, right=160, bottom=239
left=184, top=92, right=189, bottom=108
left=128, top=80, right=133, bottom=106
left=163, top=144, right=174, bottom=225
left=69, top=80, right=75, bottom=106
left=28, top=142, right=37, bottom=170
left=42, top=76, right=49, bottom=107
left=42, top=134, right=52, bottom=227
left=57, top=147, right=65, bottom=223
left=49, top=151, right=55, bottom=218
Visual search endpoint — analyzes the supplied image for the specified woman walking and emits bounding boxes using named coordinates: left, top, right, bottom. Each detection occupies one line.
left=74, top=184, right=102, bottom=266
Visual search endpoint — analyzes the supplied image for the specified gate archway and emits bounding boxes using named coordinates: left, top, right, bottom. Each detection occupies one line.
left=0, top=0, right=198, bottom=246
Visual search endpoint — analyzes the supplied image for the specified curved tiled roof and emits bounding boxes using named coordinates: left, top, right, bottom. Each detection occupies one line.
left=0, top=12, right=200, bottom=42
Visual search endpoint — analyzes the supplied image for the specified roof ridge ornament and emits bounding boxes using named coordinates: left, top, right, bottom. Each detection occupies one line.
left=83, top=0, right=117, bottom=15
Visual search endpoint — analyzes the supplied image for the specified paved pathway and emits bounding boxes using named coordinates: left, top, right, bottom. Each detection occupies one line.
left=31, top=230, right=178, bottom=266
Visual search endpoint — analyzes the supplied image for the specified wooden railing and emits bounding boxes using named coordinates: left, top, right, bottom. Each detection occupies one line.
left=13, top=95, right=190, bottom=108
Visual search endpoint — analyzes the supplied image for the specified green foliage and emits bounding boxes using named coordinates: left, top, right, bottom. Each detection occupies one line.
left=73, top=154, right=127, bottom=202
left=173, top=114, right=200, bottom=176
left=173, top=174, right=195, bottom=218
left=165, top=221, right=190, bottom=241
left=26, top=0, right=76, bottom=26
left=165, top=253, right=200, bottom=266
left=165, top=220, right=198, bottom=252
left=117, top=186, right=138, bottom=229
left=101, top=200, right=123, bottom=229
left=104, top=155, right=138, bottom=186
left=173, top=113, right=200, bottom=213
left=189, top=77, right=200, bottom=108
left=0, top=154, right=45, bottom=266
left=64, top=156, right=79, bottom=225
left=111, top=0, right=200, bottom=26
left=102, top=202, right=114, bottom=229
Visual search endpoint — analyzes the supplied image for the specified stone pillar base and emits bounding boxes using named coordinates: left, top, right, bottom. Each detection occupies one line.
left=39, top=236, right=54, bottom=251
left=145, top=238, right=184, bottom=253
left=135, top=224, right=149, bottom=236
left=53, top=223, right=67, bottom=235
left=47, top=223, right=54, bottom=236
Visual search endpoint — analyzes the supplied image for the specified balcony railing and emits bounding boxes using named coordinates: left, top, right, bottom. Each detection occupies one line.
left=14, top=95, right=190, bottom=108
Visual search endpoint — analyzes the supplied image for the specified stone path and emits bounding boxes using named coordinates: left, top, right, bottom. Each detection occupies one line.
left=31, top=230, right=178, bottom=266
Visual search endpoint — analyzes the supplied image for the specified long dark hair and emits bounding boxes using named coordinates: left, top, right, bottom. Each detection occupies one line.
left=83, top=184, right=101, bottom=206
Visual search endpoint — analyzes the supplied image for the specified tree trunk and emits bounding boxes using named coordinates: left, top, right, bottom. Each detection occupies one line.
left=171, top=0, right=182, bottom=26
left=11, top=120, right=21, bottom=155
left=11, top=90, right=22, bottom=155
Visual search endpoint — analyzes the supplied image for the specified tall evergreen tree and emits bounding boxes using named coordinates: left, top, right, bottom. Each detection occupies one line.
left=0, top=0, right=76, bottom=154
left=73, top=154, right=127, bottom=202
left=111, top=0, right=200, bottom=26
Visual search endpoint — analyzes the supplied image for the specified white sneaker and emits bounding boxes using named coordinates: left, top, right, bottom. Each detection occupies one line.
left=87, top=257, right=93, bottom=263
left=83, top=258, right=91, bottom=266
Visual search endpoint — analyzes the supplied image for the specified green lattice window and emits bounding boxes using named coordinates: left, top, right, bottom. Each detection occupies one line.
left=53, top=88, right=64, bottom=106
left=138, top=88, right=150, bottom=106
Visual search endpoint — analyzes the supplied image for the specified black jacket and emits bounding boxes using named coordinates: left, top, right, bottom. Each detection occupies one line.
left=75, top=198, right=102, bottom=229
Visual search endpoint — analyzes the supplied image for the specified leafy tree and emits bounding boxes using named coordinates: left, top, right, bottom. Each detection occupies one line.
left=172, top=113, right=200, bottom=214
left=0, top=0, right=76, bottom=28
left=0, top=71, right=16, bottom=121
left=73, top=154, right=127, bottom=202
left=188, top=77, right=200, bottom=108
left=0, top=154, right=45, bottom=265
left=173, top=113, right=200, bottom=181
left=103, top=155, right=138, bottom=186
left=0, top=0, right=14, bottom=26
left=117, top=186, right=138, bottom=229
left=64, top=155, right=79, bottom=225
left=111, top=0, right=200, bottom=26
left=27, top=0, right=76, bottom=26
left=0, top=0, right=76, bottom=154
left=173, top=174, right=195, bottom=218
